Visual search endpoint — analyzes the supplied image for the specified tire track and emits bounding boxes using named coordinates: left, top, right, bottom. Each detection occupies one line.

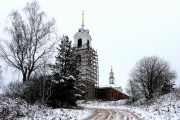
left=83, top=108, right=143, bottom=120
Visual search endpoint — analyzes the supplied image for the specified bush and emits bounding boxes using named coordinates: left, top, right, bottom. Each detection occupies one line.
left=0, top=96, right=29, bottom=119
left=2, top=81, right=25, bottom=99
left=3, top=75, right=53, bottom=105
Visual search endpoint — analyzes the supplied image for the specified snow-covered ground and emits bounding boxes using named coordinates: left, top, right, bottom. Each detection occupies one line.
left=0, top=96, right=90, bottom=120
left=20, top=108, right=89, bottom=120
left=1, top=91, right=180, bottom=119
left=79, top=91, right=180, bottom=120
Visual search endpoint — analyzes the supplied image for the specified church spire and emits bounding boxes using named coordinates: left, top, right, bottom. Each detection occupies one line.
left=81, top=11, right=85, bottom=28
left=109, top=66, right=115, bottom=84
left=109, top=66, right=114, bottom=78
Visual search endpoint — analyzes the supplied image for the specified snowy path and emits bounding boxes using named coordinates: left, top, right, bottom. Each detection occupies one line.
left=83, top=108, right=143, bottom=120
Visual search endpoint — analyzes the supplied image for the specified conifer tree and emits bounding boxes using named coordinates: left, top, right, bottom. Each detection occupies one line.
left=49, top=35, right=85, bottom=107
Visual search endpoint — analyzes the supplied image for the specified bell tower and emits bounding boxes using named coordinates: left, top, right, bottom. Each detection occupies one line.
left=74, top=11, right=99, bottom=99
left=74, top=11, right=92, bottom=48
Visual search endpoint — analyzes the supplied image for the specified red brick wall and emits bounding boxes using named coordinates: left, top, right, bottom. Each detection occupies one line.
left=96, top=87, right=129, bottom=101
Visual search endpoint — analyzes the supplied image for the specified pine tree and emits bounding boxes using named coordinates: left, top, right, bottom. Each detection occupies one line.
left=161, top=80, right=175, bottom=95
left=49, top=35, right=85, bottom=108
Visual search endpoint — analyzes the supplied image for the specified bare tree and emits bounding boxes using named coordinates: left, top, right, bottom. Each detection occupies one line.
left=126, top=79, right=141, bottom=102
left=33, top=58, right=53, bottom=105
left=129, top=56, right=176, bottom=100
left=0, top=1, right=58, bottom=82
left=0, top=66, right=3, bottom=87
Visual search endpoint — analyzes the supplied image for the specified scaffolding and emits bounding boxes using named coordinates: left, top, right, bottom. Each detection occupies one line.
left=75, top=45, right=99, bottom=99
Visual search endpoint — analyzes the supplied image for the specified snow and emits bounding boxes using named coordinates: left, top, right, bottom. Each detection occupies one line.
left=75, top=94, right=82, bottom=97
left=1, top=91, right=180, bottom=119
left=20, top=108, right=89, bottom=120
left=99, top=84, right=118, bottom=88
left=99, top=84, right=123, bottom=92
left=60, top=79, right=64, bottom=83
left=52, top=79, right=58, bottom=84
left=79, top=91, right=180, bottom=120
left=0, top=96, right=90, bottom=120
left=67, top=75, right=76, bottom=80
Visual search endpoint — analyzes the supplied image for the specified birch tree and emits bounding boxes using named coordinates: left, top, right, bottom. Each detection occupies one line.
left=0, top=1, right=58, bottom=82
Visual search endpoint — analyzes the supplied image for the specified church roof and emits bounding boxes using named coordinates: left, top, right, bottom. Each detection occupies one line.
left=99, top=84, right=122, bottom=92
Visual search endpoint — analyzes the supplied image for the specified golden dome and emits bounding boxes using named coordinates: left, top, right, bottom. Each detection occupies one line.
left=109, top=66, right=114, bottom=78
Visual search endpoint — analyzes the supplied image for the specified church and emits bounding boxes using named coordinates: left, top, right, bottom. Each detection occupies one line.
left=73, top=11, right=99, bottom=99
left=73, top=12, right=129, bottom=100
left=96, top=67, right=129, bottom=100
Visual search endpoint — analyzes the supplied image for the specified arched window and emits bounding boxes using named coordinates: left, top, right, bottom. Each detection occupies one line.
left=78, top=38, right=82, bottom=47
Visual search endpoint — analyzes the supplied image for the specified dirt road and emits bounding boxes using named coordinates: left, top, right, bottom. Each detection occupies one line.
left=83, top=108, right=143, bottom=120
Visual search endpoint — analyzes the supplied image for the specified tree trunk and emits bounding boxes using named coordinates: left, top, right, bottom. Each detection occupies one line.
left=22, top=73, right=27, bottom=83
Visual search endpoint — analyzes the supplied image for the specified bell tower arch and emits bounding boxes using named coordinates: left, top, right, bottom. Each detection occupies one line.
left=74, top=11, right=92, bottom=48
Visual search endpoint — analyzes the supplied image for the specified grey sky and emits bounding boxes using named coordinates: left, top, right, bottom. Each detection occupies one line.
left=0, top=0, right=180, bottom=90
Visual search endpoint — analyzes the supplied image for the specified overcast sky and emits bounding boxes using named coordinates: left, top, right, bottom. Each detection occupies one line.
left=0, top=0, right=180, bottom=90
